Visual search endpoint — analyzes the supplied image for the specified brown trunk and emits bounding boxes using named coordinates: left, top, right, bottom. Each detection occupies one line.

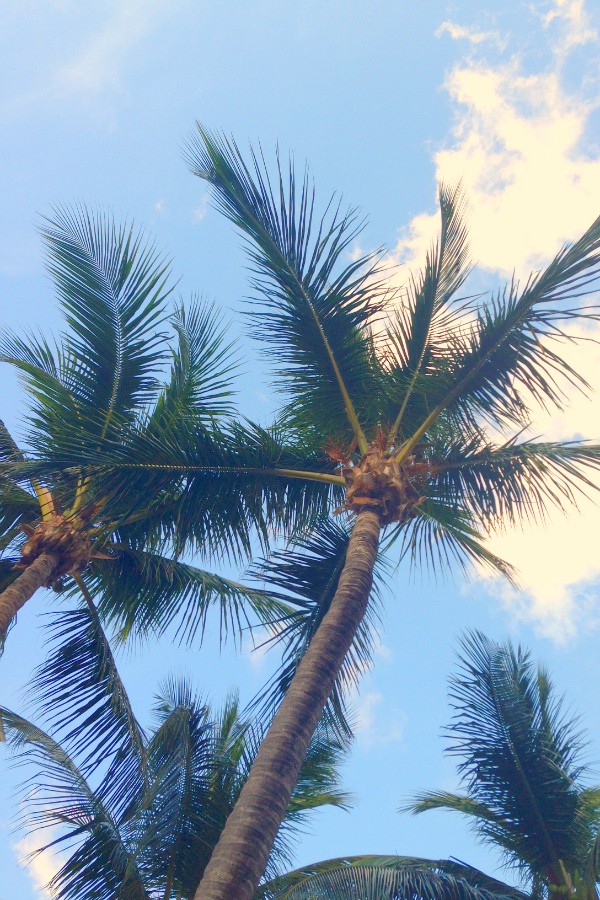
left=0, top=551, right=60, bottom=647
left=194, top=508, right=381, bottom=900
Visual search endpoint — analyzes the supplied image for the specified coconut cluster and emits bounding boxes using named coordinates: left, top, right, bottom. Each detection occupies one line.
left=341, top=446, right=426, bottom=526
left=17, top=513, right=93, bottom=585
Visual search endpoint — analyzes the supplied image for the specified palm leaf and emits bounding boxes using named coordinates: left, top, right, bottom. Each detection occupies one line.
left=0, top=708, right=149, bottom=900
left=439, top=631, right=596, bottom=880
left=257, top=854, right=528, bottom=900
left=84, top=545, right=290, bottom=647
left=399, top=213, right=600, bottom=457
left=30, top=601, right=147, bottom=820
left=41, top=205, right=172, bottom=434
left=185, top=125, right=391, bottom=451
left=247, top=519, right=382, bottom=736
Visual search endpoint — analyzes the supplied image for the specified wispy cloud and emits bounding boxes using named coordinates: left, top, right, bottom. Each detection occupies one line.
left=392, top=1, right=600, bottom=638
left=2, top=0, right=174, bottom=116
left=436, top=20, right=505, bottom=49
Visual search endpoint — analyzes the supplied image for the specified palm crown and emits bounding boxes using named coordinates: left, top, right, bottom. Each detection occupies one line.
left=0, top=207, right=289, bottom=652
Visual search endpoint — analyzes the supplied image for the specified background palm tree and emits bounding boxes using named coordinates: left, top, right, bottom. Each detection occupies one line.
left=407, top=631, right=600, bottom=900
left=0, top=207, right=286, bottom=654
left=0, top=603, right=349, bottom=900
left=255, top=632, right=600, bottom=899
left=10, top=129, right=600, bottom=898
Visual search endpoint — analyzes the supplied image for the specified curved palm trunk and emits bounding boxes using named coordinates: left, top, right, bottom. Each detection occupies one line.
left=0, top=551, right=59, bottom=647
left=194, top=508, right=381, bottom=900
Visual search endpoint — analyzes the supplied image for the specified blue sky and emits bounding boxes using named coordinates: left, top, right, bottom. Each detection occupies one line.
left=2, top=1, right=600, bottom=895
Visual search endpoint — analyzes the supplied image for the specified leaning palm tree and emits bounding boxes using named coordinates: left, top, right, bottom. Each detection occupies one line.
left=11, top=129, right=600, bottom=898
left=1, top=602, right=349, bottom=900
left=0, top=207, right=287, bottom=654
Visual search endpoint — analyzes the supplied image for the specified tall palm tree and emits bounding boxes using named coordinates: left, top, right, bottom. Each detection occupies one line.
left=256, top=632, right=600, bottom=899
left=0, top=207, right=287, bottom=654
left=1, top=602, right=349, bottom=900
left=11, top=129, right=600, bottom=898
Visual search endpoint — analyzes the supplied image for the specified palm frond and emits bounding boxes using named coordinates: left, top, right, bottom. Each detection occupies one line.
left=0, top=707, right=149, bottom=900
left=151, top=298, right=239, bottom=427
left=247, top=519, right=382, bottom=737
left=30, top=602, right=147, bottom=820
left=41, top=205, right=173, bottom=434
left=443, top=631, right=595, bottom=880
left=257, top=854, right=528, bottom=900
left=185, top=125, right=391, bottom=449
left=399, top=213, right=600, bottom=456
left=385, top=182, right=474, bottom=444
left=393, top=502, right=515, bottom=582
left=426, top=434, right=600, bottom=530
left=85, top=545, right=290, bottom=646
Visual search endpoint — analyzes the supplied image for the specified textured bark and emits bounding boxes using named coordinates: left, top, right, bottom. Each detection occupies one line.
left=0, top=551, right=60, bottom=647
left=194, top=508, right=381, bottom=900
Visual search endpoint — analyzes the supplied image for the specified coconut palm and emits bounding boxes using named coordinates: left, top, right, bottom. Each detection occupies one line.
left=11, top=129, right=600, bottom=898
left=0, top=207, right=291, bottom=654
left=256, top=632, right=600, bottom=899
left=406, top=631, right=600, bottom=900
left=1, top=601, right=349, bottom=900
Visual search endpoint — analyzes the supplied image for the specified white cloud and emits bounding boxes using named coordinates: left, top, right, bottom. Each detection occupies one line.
left=541, top=0, right=597, bottom=54
left=12, top=834, right=58, bottom=899
left=392, top=2, right=600, bottom=638
left=192, top=193, right=210, bottom=224
left=351, top=690, right=406, bottom=748
left=436, top=20, right=504, bottom=49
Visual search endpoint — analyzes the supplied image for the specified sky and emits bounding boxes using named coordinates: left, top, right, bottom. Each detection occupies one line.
left=1, top=0, right=600, bottom=896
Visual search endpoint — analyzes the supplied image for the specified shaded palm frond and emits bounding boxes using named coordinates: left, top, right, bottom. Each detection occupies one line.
left=30, top=603, right=147, bottom=820
left=425, top=434, right=600, bottom=530
left=0, top=708, right=149, bottom=900
left=151, top=298, right=239, bottom=427
left=441, top=631, right=596, bottom=880
left=247, top=519, right=382, bottom=737
left=86, top=546, right=290, bottom=646
left=257, top=854, right=528, bottom=900
left=392, top=502, right=515, bottom=583
left=384, top=182, right=475, bottom=443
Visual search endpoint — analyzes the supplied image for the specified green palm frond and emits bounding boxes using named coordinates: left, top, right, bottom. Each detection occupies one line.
left=393, top=502, right=515, bottom=582
left=0, top=708, right=149, bottom=900
left=247, top=519, right=382, bottom=736
left=30, top=601, right=147, bottom=820
left=257, top=854, right=528, bottom=900
left=439, top=631, right=596, bottom=881
left=385, top=182, right=475, bottom=444
left=185, top=125, right=391, bottom=450
left=85, top=546, right=289, bottom=648
left=399, top=213, right=600, bottom=457
left=41, top=205, right=172, bottom=434
left=426, top=434, right=600, bottom=529
left=152, top=298, right=239, bottom=427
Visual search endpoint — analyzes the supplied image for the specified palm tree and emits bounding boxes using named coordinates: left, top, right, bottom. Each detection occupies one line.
left=1, top=602, right=349, bottom=900
left=255, top=632, right=600, bottom=899
left=11, top=129, right=600, bottom=898
left=406, top=631, right=600, bottom=900
left=0, top=207, right=286, bottom=654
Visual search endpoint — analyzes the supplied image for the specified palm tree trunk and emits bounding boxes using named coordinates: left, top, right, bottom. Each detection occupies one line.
left=0, top=551, right=59, bottom=647
left=194, top=508, right=382, bottom=900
